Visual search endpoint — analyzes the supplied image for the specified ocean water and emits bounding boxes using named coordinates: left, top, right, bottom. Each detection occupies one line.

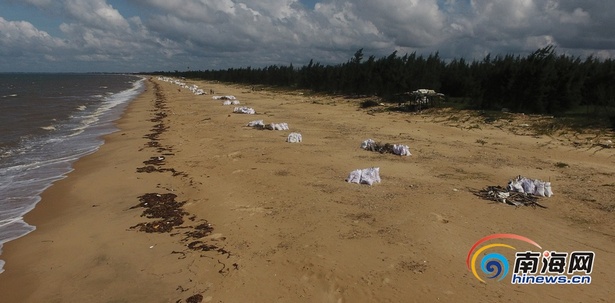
left=0, top=73, right=145, bottom=273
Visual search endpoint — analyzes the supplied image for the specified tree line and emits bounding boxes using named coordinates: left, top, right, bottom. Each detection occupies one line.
left=156, top=46, right=615, bottom=116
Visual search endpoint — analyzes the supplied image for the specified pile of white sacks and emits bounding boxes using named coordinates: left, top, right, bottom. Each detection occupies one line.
left=188, top=84, right=206, bottom=95
left=233, top=106, right=255, bottom=114
left=156, top=77, right=206, bottom=95
left=346, top=167, right=381, bottom=185
left=246, top=120, right=265, bottom=128
left=246, top=120, right=289, bottom=130
left=246, top=120, right=300, bottom=142
left=360, top=139, right=376, bottom=150
left=507, top=176, right=553, bottom=197
left=223, top=100, right=241, bottom=105
left=213, top=95, right=237, bottom=100
left=267, top=123, right=289, bottom=130
left=361, top=139, right=412, bottom=156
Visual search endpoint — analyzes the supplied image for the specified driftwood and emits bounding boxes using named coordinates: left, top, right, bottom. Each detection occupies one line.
left=473, top=186, right=548, bottom=208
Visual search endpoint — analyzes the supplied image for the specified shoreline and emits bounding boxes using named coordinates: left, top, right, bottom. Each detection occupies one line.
left=0, top=77, right=613, bottom=302
left=0, top=74, right=144, bottom=274
left=0, top=77, right=180, bottom=302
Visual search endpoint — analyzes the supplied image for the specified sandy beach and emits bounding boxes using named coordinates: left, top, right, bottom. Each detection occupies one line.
left=0, top=77, right=614, bottom=302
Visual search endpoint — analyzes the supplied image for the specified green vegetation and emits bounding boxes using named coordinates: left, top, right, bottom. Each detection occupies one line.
left=156, top=46, right=615, bottom=128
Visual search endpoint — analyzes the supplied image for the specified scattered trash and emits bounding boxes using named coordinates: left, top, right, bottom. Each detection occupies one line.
left=233, top=106, right=255, bottom=114
left=287, top=132, right=302, bottom=143
left=361, top=139, right=411, bottom=156
left=346, top=167, right=381, bottom=185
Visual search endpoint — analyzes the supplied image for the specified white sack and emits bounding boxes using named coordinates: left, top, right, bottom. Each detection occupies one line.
left=544, top=182, right=553, bottom=197
left=247, top=120, right=264, bottom=127
left=361, top=139, right=376, bottom=150
left=507, top=176, right=554, bottom=197
left=346, top=169, right=362, bottom=184
left=392, top=144, right=412, bottom=156
left=233, top=106, right=255, bottom=114
left=267, top=123, right=289, bottom=130
left=287, top=132, right=302, bottom=143
left=346, top=167, right=381, bottom=186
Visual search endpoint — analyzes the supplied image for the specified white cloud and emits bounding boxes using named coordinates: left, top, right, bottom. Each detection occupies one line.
left=0, top=17, right=67, bottom=54
left=19, top=0, right=53, bottom=8
left=353, top=0, right=447, bottom=47
left=557, top=7, right=590, bottom=25
left=63, top=0, right=130, bottom=30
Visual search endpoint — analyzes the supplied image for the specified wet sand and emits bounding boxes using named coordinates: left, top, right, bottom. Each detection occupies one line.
left=0, top=77, right=614, bottom=302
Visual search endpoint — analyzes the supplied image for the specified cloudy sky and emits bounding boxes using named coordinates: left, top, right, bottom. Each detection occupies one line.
left=1, top=0, right=614, bottom=72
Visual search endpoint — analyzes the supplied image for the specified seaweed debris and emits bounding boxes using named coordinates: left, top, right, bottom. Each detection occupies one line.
left=185, top=294, right=203, bottom=303
left=129, top=193, right=187, bottom=233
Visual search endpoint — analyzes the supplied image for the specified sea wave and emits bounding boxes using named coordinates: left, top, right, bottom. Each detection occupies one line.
left=0, top=75, right=145, bottom=274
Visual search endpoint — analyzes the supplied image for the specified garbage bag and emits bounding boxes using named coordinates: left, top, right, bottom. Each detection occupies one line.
left=346, top=167, right=381, bottom=185
left=287, top=132, right=302, bottom=143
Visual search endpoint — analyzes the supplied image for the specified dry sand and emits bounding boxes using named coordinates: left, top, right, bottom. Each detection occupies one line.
left=0, top=77, right=614, bottom=303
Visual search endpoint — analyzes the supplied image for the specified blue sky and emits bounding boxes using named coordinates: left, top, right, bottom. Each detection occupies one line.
left=1, top=0, right=614, bottom=72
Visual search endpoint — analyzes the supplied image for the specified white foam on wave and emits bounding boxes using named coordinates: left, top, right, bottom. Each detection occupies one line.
left=76, top=105, right=87, bottom=111
left=41, top=125, right=56, bottom=131
left=0, top=217, right=25, bottom=229
left=67, top=77, right=145, bottom=138
left=0, top=217, right=35, bottom=274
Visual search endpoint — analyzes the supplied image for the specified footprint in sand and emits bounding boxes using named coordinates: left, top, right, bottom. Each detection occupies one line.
left=300, top=267, right=345, bottom=303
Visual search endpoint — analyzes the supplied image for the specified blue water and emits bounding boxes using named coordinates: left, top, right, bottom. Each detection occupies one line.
left=0, top=73, right=145, bottom=273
